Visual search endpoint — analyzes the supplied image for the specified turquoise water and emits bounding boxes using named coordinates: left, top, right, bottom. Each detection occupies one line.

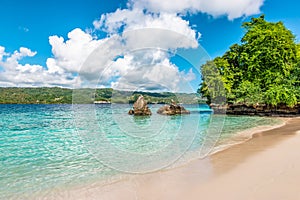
left=0, top=104, right=280, bottom=199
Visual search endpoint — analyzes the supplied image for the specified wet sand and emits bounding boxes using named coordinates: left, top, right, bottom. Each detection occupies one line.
left=59, top=117, right=300, bottom=200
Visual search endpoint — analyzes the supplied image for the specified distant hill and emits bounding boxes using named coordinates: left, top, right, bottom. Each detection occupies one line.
left=0, top=87, right=206, bottom=104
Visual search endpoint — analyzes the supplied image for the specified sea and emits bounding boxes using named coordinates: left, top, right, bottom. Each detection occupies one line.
left=0, top=104, right=280, bottom=199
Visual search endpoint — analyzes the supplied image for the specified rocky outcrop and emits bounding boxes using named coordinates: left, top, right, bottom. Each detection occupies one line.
left=157, top=100, right=190, bottom=115
left=211, top=103, right=300, bottom=117
left=128, top=95, right=152, bottom=116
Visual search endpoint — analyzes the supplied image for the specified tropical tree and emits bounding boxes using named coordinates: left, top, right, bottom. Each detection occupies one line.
left=200, top=15, right=299, bottom=107
left=198, top=60, right=226, bottom=105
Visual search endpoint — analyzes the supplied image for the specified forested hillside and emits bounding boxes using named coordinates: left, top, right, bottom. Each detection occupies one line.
left=0, top=87, right=203, bottom=104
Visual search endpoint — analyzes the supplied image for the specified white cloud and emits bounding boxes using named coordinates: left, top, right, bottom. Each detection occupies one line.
left=89, top=7, right=200, bottom=91
left=2, top=47, right=37, bottom=72
left=0, top=46, right=6, bottom=60
left=130, top=0, right=264, bottom=20
left=0, top=46, right=81, bottom=87
left=0, top=28, right=100, bottom=87
left=182, top=68, right=196, bottom=82
left=94, top=8, right=199, bottom=49
left=107, top=50, right=196, bottom=92
left=48, top=28, right=103, bottom=73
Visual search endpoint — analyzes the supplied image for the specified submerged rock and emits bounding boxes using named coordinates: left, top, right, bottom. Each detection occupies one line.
left=157, top=100, right=190, bottom=115
left=128, top=95, right=152, bottom=116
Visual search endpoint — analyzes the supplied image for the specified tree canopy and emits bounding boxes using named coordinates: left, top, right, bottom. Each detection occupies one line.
left=199, top=15, right=300, bottom=107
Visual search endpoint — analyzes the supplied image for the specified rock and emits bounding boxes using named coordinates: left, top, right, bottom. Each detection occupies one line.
left=219, top=104, right=300, bottom=117
left=128, top=95, right=152, bottom=116
left=157, top=100, right=190, bottom=115
left=128, top=109, right=134, bottom=115
left=209, top=104, right=228, bottom=114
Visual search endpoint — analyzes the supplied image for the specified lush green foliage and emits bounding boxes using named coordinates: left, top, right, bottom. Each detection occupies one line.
left=0, top=87, right=72, bottom=104
left=200, top=15, right=300, bottom=107
left=0, top=87, right=204, bottom=104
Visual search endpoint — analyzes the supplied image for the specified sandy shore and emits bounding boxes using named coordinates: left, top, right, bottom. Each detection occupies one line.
left=53, top=117, right=300, bottom=200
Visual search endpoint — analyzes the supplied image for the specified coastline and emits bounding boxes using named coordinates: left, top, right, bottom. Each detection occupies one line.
left=210, top=117, right=288, bottom=156
left=40, top=117, right=300, bottom=200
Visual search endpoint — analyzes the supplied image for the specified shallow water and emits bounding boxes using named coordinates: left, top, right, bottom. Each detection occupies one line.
left=0, top=104, right=280, bottom=199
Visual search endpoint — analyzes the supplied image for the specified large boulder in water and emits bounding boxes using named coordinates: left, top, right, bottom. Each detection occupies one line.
left=157, top=100, right=190, bottom=115
left=128, top=95, right=152, bottom=116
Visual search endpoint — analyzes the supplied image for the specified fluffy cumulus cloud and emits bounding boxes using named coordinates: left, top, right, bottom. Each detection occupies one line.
left=48, top=28, right=103, bottom=73
left=0, top=46, right=7, bottom=61
left=108, top=50, right=195, bottom=92
left=89, top=3, right=202, bottom=91
left=0, top=46, right=81, bottom=87
left=0, top=28, right=103, bottom=87
left=130, top=0, right=264, bottom=20
left=95, top=8, right=199, bottom=48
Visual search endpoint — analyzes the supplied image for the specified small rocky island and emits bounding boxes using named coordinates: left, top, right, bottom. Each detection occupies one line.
left=128, top=95, right=152, bottom=116
left=157, top=100, right=190, bottom=115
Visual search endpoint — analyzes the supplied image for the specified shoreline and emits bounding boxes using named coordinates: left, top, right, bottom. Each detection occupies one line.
left=212, top=104, right=300, bottom=117
left=40, top=117, right=300, bottom=200
left=210, top=117, right=288, bottom=156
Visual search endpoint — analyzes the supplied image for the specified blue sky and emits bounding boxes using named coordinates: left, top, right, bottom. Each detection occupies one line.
left=0, top=0, right=126, bottom=65
left=0, top=0, right=299, bottom=91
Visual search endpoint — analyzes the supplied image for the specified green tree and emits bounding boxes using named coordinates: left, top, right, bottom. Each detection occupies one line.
left=200, top=15, right=299, bottom=107
left=199, top=60, right=227, bottom=105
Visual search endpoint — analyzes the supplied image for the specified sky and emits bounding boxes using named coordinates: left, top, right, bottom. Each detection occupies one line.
left=0, top=0, right=299, bottom=92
